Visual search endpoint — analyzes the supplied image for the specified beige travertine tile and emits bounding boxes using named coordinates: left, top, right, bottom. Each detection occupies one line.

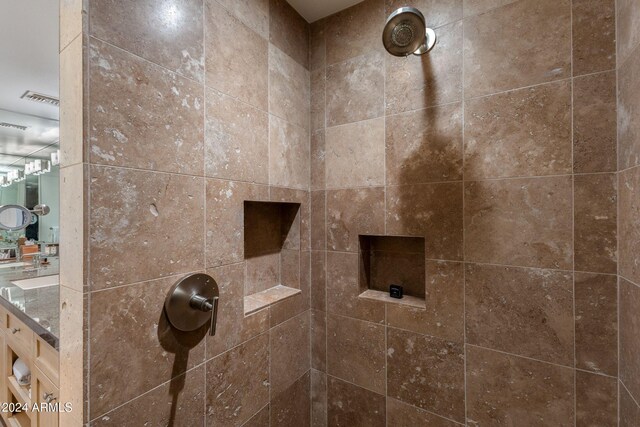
left=387, top=260, right=464, bottom=342
left=575, top=273, right=618, bottom=376
left=205, top=88, right=269, bottom=183
left=312, top=309, right=327, bottom=371
left=620, top=278, right=640, bottom=401
left=572, top=0, right=615, bottom=76
left=205, top=179, right=269, bottom=268
left=386, top=103, right=463, bottom=185
left=91, top=366, right=205, bottom=427
left=326, top=51, right=384, bottom=127
left=619, top=167, right=640, bottom=284
left=327, top=376, right=386, bottom=427
left=311, top=70, right=325, bottom=133
left=466, top=346, right=574, bottom=425
left=89, top=39, right=204, bottom=174
left=216, top=0, right=269, bottom=38
left=311, top=370, right=327, bottom=427
left=464, top=176, right=573, bottom=269
left=90, top=0, right=204, bottom=82
left=269, top=115, right=310, bottom=189
left=205, top=334, right=270, bottom=426
left=325, top=118, right=385, bottom=188
left=618, top=51, right=640, bottom=170
left=269, top=44, right=311, bottom=130
left=575, top=371, right=617, bottom=427
left=270, top=312, right=311, bottom=395
left=310, top=19, right=326, bottom=72
left=89, top=166, right=204, bottom=290
left=385, top=21, right=463, bottom=114
left=271, top=372, right=311, bottom=426
left=60, top=35, right=83, bottom=167
left=620, top=384, right=640, bottom=427
left=59, top=164, right=86, bottom=292
left=463, top=0, right=571, bottom=98
left=205, top=0, right=268, bottom=110
left=60, top=0, right=82, bottom=51
left=465, top=263, right=574, bottom=365
left=573, top=71, right=617, bottom=173
left=387, top=327, right=465, bottom=422
left=325, top=0, right=384, bottom=65
left=58, top=286, right=84, bottom=422
left=205, top=263, right=269, bottom=359
left=89, top=275, right=206, bottom=418
left=574, top=174, right=617, bottom=274
left=464, top=81, right=572, bottom=179
left=617, top=0, right=640, bottom=66
left=327, top=314, right=385, bottom=393
left=269, top=0, right=309, bottom=69
left=386, top=182, right=463, bottom=260
left=326, top=188, right=385, bottom=253
left=385, top=0, right=462, bottom=28
left=387, top=398, right=459, bottom=427
left=326, top=251, right=385, bottom=324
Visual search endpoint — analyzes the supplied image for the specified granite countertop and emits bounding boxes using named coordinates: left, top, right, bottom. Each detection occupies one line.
left=0, top=258, right=59, bottom=349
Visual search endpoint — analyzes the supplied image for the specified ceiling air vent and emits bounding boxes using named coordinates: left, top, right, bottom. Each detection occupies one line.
left=0, top=122, right=28, bottom=131
left=20, top=90, right=59, bottom=107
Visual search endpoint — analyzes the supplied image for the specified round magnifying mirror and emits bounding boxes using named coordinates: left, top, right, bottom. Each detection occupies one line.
left=0, top=205, right=33, bottom=231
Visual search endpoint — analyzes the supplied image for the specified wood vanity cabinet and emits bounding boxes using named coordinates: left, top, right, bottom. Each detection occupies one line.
left=0, top=306, right=60, bottom=427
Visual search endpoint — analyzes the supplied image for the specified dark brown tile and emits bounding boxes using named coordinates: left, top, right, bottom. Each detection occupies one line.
left=89, top=0, right=204, bottom=81
left=620, top=278, right=640, bottom=401
left=310, top=192, right=325, bottom=251
left=574, top=173, right=617, bottom=274
left=327, top=314, right=385, bottom=393
left=271, top=187, right=311, bottom=251
left=271, top=372, right=311, bottom=427
left=575, top=273, right=618, bottom=376
left=326, top=51, right=384, bottom=127
left=465, top=263, right=573, bottom=365
left=572, top=0, right=616, bottom=76
left=269, top=0, right=309, bottom=69
left=386, top=103, right=463, bottom=185
left=205, top=179, right=269, bottom=268
left=311, top=370, right=327, bottom=427
left=464, top=81, right=572, bottom=179
left=326, top=251, right=385, bottom=324
left=327, top=376, right=385, bottom=427
left=385, top=0, right=462, bottom=28
left=89, top=275, right=206, bottom=418
left=311, top=251, right=326, bottom=311
left=386, top=261, right=464, bottom=342
left=325, top=0, right=384, bottom=65
left=326, top=188, right=385, bottom=253
left=466, top=346, right=575, bottom=426
left=619, top=167, right=640, bottom=284
left=206, top=334, right=270, bottom=426
left=270, top=251, right=312, bottom=327
left=576, top=371, right=617, bottom=427
left=311, top=309, right=327, bottom=372
left=325, top=118, right=385, bottom=188
left=205, top=0, right=268, bottom=110
left=617, top=0, right=640, bottom=66
left=618, top=50, right=640, bottom=170
left=311, top=70, right=325, bottom=133
left=206, top=263, right=269, bottom=359
left=269, top=44, right=310, bottom=131
left=310, top=20, right=326, bottom=72
left=91, top=366, right=205, bottom=427
left=90, top=166, right=204, bottom=289
left=385, top=21, right=462, bottom=114
left=387, top=327, right=465, bottom=422
left=387, top=398, right=459, bottom=427
left=205, top=88, right=269, bottom=183
left=270, top=312, right=311, bottom=395
left=463, top=0, right=571, bottom=98
left=463, top=0, right=519, bottom=17
left=620, top=383, right=640, bottom=427
left=88, top=39, right=204, bottom=174
left=464, top=176, right=573, bottom=269
left=269, top=115, right=310, bottom=190
left=386, top=182, right=463, bottom=261
left=573, top=71, right=617, bottom=173
left=243, top=405, right=270, bottom=427
left=216, top=0, right=269, bottom=38
left=311, top=131, right=326, bottom=190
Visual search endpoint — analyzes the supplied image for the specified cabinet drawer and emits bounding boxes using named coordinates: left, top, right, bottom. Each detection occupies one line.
left=5, top=313, right=33, bottom=357
left=34, top=336, right=59, bottom=387
left=34, top=366, right=59, bottom=427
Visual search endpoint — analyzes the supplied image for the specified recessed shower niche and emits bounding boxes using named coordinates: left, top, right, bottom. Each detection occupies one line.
left=358, top=235, right=426, bottom=308
left=243, top=201, right=302, bottom=314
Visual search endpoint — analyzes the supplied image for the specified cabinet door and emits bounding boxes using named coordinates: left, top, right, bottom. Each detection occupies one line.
left=33, top=367, right=59, bottom=427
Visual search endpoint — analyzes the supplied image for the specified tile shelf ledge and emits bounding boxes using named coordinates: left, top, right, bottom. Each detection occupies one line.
left=358, top=289, right=426, bottom=309
left=244, top=284, right=301, bottom=315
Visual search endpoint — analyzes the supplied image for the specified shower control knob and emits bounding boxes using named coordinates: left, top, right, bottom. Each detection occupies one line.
left=164, top=273, right=220, bottom=336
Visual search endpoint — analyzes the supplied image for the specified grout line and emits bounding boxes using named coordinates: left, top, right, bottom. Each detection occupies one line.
left=620, top=379, right=640, bottom=410
left=569, top=1, right=577, bottom=420
left=466, top=343, right=577, bottom=371
left=202, top=1, right=208, bottom=421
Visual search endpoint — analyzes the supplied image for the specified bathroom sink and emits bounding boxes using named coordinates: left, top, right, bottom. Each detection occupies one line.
left=11, top=274, right=59, bottom=290
left=0, top=262, right=29, bottom=269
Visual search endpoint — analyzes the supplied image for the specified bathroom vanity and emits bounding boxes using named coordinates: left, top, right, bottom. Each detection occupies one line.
left=0, top=260, right=59, bottom=427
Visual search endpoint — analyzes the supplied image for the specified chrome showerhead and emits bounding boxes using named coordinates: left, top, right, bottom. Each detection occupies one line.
left=382, top=7, right=436, bottom=57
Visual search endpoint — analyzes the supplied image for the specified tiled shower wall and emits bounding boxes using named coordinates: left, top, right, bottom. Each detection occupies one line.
left=617, top=0, right=640, bottom=424
left=309, top=0, right=623, bottom=425
left=82, top=0, right=312, bottom=425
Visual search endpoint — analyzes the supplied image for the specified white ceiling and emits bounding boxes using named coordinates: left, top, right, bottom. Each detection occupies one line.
left=287, top=0, right=365, bottom=22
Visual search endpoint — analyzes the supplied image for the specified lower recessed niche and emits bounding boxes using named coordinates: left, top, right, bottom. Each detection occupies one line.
left=358, top=235, right=426, bottom=308
left=243, top=201, right=302, bottom=315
